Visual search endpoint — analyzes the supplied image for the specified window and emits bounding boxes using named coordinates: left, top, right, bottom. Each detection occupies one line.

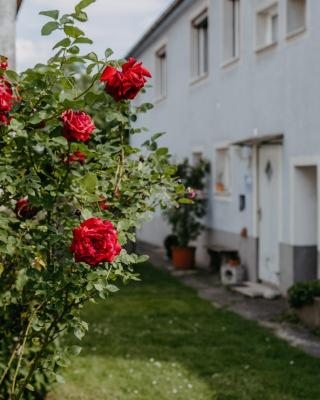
left=215, top=148, right=231, bottom=195
left=287, top=0, right=306, bottom=36
left=155, top=46, right=167, bottom=99
left=192, top=149, right=203, bottom=166
left=222, top=0, right=240, bottom=63
left=191, top=10, right=209, bottom=79
left=256, top=3, right=279, bottom=50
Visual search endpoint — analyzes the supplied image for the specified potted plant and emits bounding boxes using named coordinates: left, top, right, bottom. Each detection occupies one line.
left=164, top=158, right=209, bottom=269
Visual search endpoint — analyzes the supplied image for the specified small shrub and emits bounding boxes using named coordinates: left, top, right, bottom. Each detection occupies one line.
left=288, top=281, right=320, bottom=309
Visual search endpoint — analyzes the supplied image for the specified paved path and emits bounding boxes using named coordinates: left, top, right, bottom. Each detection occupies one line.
left=137, top=241, right=320, bottom=358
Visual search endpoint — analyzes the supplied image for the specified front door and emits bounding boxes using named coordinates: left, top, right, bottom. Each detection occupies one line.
left=258, top=145, right=282, bottom=286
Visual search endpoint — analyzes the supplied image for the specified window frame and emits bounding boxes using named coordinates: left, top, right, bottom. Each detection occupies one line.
left=221, top=0, right=241, bottom=68
left=286, top=0, right=307, bottom=39
left=190, top=8, right=209, bottom=83
left=214, top=145, right=232, bottom=199
left=155, top=44, right=167, bottom=101
left=255, top=2, right=279, bottom=53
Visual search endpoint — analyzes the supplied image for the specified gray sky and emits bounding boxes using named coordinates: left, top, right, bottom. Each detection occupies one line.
left=16, top=0, right=172, bottom=71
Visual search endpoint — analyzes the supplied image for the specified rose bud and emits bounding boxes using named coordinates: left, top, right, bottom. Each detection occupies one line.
left=15, top=198, right=38, bottom=220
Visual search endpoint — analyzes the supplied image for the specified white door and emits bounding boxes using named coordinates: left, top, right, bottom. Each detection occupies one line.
left=258, top=145, right=282, bottom=285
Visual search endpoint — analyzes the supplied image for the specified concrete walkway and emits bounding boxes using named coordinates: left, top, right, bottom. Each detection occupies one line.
left=137, top=241, right=320, bottom=358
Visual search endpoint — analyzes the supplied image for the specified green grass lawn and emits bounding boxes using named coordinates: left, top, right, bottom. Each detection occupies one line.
left=51, top=263, right=320, bottom=400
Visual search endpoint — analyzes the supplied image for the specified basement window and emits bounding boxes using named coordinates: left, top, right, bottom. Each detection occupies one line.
left=191, top=10, right=209, bottom=80
left=222, top=0, right=240, bottom=64
left=287, top=0, right=306, bottom=37
left=155, top=45, right=167, bottom=100
left=256, top=3, right=279, bottom=51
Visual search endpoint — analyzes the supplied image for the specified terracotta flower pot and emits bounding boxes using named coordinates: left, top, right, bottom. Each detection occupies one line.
left=172, top=246, right=196, bottom=269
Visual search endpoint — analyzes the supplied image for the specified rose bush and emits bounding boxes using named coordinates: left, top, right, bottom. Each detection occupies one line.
left=0, top=1, right=183, bottom=398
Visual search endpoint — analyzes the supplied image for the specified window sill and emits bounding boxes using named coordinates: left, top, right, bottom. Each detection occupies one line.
left=255, top=41, right=278, bottom=54
left=189, top=73, right=208, bottom=87
left=286, top=26, right=306, bottom=41
left=214, top=192, right=232, bottom=202
left=154, top=95, right=167, bottom=105
left=221, top=56, right=240, bottom=69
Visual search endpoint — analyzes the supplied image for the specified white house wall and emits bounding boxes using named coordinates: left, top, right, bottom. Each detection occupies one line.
left=131, top=0, right=320, bottom=291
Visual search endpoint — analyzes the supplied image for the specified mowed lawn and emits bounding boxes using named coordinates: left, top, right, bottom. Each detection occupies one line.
left=51, top=263, right=320, bottom=400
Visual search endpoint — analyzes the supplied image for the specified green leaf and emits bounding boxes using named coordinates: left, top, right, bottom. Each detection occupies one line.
left=5, top=70, right=19, bottom=82
left=52, top=37, right=71, bottom=50
left=79, top=173, right=98, bottom=193
left=105, top=48, right=114, bottom=59
left=73, top=11, right=88, bottom=22
left=178, top=198, right=193, bottom=204
left=84, top=52, right=98, bottom=62
left=74, top=37, right=93, bottom=45
left=74, top=328, right=85, bottom=341
left=64, top=25, right=84, bottom=38
left=94, top=283, right=104, bottom=292
left=106, top=284, right=119, bottom=293
left=75, top=0, right=96, bottom=13
left=68, top=46, right=80, bottom=55
left=39, top=10, right=59, bottom=20
left=26, top=384, right=35, bottom=392
left=81, top=208, right=93, bottom=220
left=41, top=21, right=60, bottom=36
left=70, top=345, right=82, bottom=356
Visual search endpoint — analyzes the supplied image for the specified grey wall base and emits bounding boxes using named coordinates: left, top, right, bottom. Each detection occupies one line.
left=279, top=243, right=318, bottom=294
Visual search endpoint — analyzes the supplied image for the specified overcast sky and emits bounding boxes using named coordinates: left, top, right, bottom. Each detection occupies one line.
left=16, top=0, right=172, bottom=71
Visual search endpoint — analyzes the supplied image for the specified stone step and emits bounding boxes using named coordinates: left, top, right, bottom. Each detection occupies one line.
left=232, top=281, right=281, bottom=299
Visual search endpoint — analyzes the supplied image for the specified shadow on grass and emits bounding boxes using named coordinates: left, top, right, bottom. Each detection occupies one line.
left=52, top=263, right=320, bottom=400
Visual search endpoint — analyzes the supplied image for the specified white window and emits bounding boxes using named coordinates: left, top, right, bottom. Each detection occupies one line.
left=222, top=0, right=240, bottom=63
left=191, top=10, right=209, bottom=79
left=256, top=3, right=279, bottom=50
left=215, top=148, right=231, bottom=195
left=287, top=0, right=306, bottom=36
left=155, top=46, right=167, bottom=99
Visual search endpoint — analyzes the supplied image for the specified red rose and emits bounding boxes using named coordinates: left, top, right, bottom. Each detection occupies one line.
left=100, top=58, right=151, bottom=101
left=0, top=79, right=14, bottom=113
left=65, top=151, right=86, bottom=164
left=70, top=218, right=121, bottom=266
left=15, top=198, right=38, bottom=220
left=61, top=110, right=95, bottom=142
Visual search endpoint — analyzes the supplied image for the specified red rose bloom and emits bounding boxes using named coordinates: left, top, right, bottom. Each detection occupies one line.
left=65, top=151, right=86, bottom=164
left=15, top=198, right=38, bottom=220
left=100, top=58, right=151, bottom=101
left=70, top=218, right=121, bottom=266
left=61, top=110, right=95, bottom=142
left=0, top=79, right=14, bottom=113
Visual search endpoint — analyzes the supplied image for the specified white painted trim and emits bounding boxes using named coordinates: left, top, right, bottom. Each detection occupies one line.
left=252, top=145, right=259, bottom=238
left=290, top=155, right=320, bottom=250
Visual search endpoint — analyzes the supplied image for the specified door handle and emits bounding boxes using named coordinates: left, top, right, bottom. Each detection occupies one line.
left=257, top=208, right=262, bottom=220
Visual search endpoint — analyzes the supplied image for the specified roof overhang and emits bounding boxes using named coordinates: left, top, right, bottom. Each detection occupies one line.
left=126, top=0, right=192, bottom=58
left=231, top=133, right=284, bottom=146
